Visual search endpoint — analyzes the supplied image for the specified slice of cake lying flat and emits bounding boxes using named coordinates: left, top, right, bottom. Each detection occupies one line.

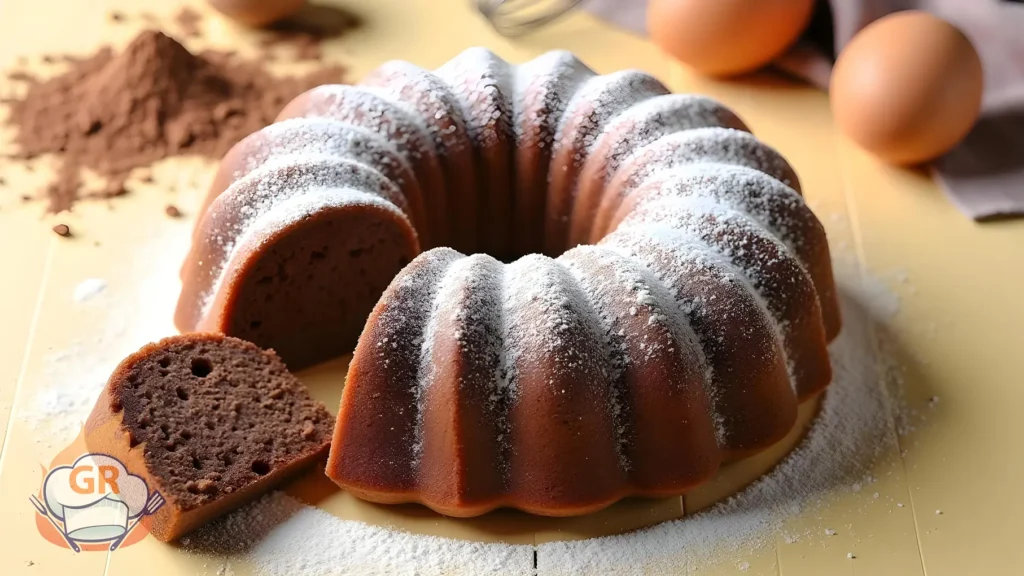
left=85, top=333, right=333, bottom=541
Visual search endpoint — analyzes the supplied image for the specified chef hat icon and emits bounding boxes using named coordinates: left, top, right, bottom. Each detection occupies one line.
left=43, top=454, right=150, bottom=542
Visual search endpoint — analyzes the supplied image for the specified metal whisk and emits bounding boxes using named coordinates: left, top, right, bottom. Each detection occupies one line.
left=477, top=0, right=585, bottom=37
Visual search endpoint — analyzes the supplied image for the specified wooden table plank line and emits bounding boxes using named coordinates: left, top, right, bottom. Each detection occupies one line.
left=835, top=132, right=872, bottom=272
left=862, top=304, right=929, bottom=576
left=773, top=540, right=782, bottom=576
left=0, top=236, right=55, bottom=468
left=891, top=443, right=931, bottom=576
left=836, top=132, right=929, bottom=576
left=102, top=540, right=113, bottom=576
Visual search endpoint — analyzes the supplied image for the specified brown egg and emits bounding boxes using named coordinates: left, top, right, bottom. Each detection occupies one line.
left=830, top=11, right=983, bottom=165
left=647, top=0, right=815, bottom=77
left=208, top=0, right=307, bottom=28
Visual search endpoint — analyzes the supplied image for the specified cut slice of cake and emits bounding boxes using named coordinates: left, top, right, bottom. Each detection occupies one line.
left=85, top=333, right=333, bottom=541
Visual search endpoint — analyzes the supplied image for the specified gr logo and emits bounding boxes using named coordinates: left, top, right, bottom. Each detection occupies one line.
left=31, top=447, right=164, bottom=552
left=68, top=461, right=122, bottom=495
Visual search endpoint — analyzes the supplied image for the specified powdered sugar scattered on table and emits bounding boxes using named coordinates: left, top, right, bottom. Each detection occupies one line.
left=185, top=492, right=534, bottom=576
left=21, top=230, right=184, bottom=446
left=72, top=278, right=107, bottom=302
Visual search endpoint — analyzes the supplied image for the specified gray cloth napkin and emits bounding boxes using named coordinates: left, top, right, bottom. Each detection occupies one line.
left=581, top=0, right=1024, bottom=221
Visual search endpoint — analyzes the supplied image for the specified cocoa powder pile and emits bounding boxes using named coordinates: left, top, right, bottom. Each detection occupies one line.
left=4, top=30, right=346, bottom=212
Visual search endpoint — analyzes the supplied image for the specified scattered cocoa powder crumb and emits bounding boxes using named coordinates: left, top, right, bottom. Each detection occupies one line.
left=186, top=478, right=217, bottom=494
left=21, top=195, right=32, bottom=202
left=176, top=7, right=203, bottom=38
left=4, top=30, right=346, bottom=213
left=165, top=204, right=182, bottom=218
left=7, top=71, right=37, bottom=83
left=140, top=172, right=155, bottom=184
left=110, top=11, right=125, bottom=23
left=52, top=224, right=71, bottom=237
left=102, top=181, right=129, bottom=198
left=42, top=55, right=55, bottom=64
left=0, top=176, right=6, bottom=186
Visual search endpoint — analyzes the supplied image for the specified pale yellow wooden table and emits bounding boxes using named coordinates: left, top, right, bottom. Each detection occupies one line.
left=0, top=1, right=1021, bottom=574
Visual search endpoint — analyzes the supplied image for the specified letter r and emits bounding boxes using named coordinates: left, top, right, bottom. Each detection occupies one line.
left=98, top=465, right=120, bottom=494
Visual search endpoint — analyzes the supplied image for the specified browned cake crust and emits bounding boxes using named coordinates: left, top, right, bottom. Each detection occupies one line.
left=360, top=61, right=480, bottom=256
left=84, top=333, right=333, bottom=541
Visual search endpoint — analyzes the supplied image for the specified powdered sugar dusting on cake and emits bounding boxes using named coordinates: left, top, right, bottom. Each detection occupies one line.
left=215, top=154, right=409, bottom=234
left=585, top=94, right=748, bottom=186
left=297, top=84, right=438, bottom=165
left=376, top=248, right=464, bottom=372
left=601, top=224, right=791, bottom=442
left=558, top=249, right=628, bottom=371
left=362, top=61, right=473, bottom=156
left=494, top=261, right=522, bottom=421
left=619, top=197, right=829, bottom=391
left=414, top=253, right=512, bottom=468
left=553, top=70, right=669, bottom=170
left=624, top=197, right=817, bottom=326
left=436, top=48, right=514, bottom=150
left=350, top=248, right=463, bottom=486
left=642, top=219, right=794, bottom=391
left=567, top=96, right=752, bottom=246
left=562, top=245, right=709, bottom=381
left=502, top=255, right=609, bottom=371
left=291, top=84, right=452, bottom=247
left=536, top=285, right=895, bottom=574
left=617, top=163, right=817, bottom=261
left=542, top=70, right=671, bottom=251
left=611, top=128, right=799, bottom=206
left=198, top=155, right=410, bottom=318
left=561, top=245, right=714, bottom=467
left=235, top=118, right=415, bottom=192
left=513, top=50, right=594, bottom=149
left=604, top=224, right=766, bottom=332
left=502, top=254, right=627, bottom=469
left=409, top=251, right=458, bottom=466
left=246, top=188, right=406, bottom=236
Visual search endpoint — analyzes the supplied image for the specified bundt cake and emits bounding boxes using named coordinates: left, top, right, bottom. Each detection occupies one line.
left=177, top=47, right=841, bottom=516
